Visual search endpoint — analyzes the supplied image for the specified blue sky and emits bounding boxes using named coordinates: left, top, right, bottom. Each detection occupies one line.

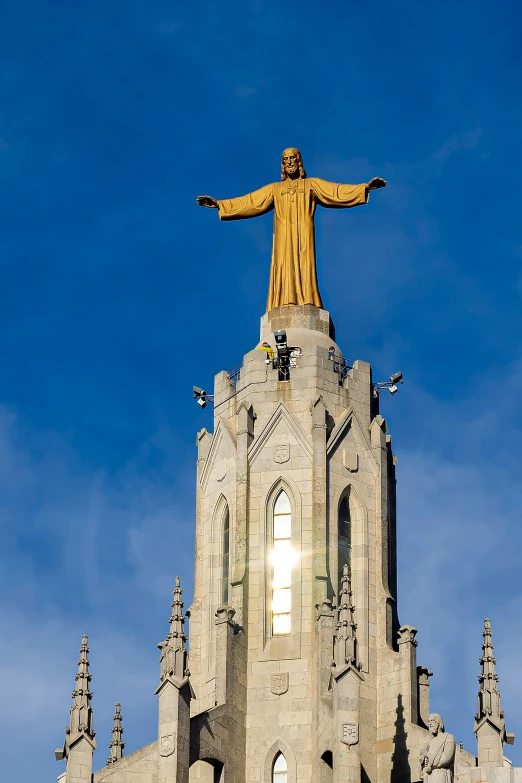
left=1, top=1, right=521, bottom=780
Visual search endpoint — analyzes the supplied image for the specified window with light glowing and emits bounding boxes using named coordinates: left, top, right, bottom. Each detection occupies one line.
left=221, top=506, right=230, bottom=605
left=272, top=491, right=292, bottom=635
left=338, top=494, right=351, bottom=594
left=272, top=753, right=288, bottom=783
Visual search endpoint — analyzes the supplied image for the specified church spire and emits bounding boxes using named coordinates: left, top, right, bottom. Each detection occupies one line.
left=68, top=634, right=95, bottom=739
left=106, top=703, right=125, bottom=765
left=158, top=576, right=188, bottom=682
left=333, top=564, right=360, bottom=670
left=55, top=634, right=96, bottom=779
left=475, top=618, right=503, bottom=725
left=474, top=619, right=514, bottom=767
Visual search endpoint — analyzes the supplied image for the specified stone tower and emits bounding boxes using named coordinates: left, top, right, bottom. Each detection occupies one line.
left=56, top=305, right=519, bottom=783
left=187, top=305, right=430, bottom=783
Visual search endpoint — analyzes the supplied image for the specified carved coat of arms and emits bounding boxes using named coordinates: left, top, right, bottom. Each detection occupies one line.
left=341, top=723, right=359, bottom=745
left=160, top=733, right=175, bottom=757
left=273, top=443, right=290, bottom=464
left=270, top=672, right=289, bottom=695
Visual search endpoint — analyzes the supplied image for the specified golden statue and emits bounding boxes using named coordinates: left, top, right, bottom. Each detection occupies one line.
left=197, top=148, right=386, bottom=312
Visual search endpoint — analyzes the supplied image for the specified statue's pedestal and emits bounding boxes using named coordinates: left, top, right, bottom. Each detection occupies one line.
left=260, top=304, right=335, bottom=341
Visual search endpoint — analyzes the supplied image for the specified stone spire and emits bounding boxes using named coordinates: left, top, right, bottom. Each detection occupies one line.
left=55, top=634, right=96, bottom=782
left=474, top=619, right=514, bottom=767
left=158, top=576, right=188, bottom=682
left=155, top=575, right=192, bottom=783
left=106, top=703, right=125, bottom=765
left=68, top=634, right=95, bottom=739
left=333, top=564, right=360, bottom=670
left=475, top=619, right=503, bottom=725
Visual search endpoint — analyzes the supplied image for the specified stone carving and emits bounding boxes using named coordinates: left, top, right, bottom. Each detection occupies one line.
left=273, top=443, right=290, bottom=464
left=270, top=673, right=289, bottom=695
left=342, top=449, right=358, bottom=472
left=341, top=723, right=359, bottom=745
left=420, top=714, right=456, bottom=783
left=159, top=733, right=175, bottom=757
left=197, top=148, right=386, bottom=311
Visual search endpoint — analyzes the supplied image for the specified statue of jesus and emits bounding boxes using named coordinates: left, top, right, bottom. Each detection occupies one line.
left=197, top=148, right=386, bottom=312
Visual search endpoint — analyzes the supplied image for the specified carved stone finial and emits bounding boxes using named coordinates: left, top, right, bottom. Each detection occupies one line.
left=157, top=576, right=188, bottom=683
left=106, top=703, right=125, bottom=765
left=473, top=618, right=515, bottom=746
left=55, top=634, right=96, bottom=763
left=69, top=634, right=95, bottom=738
left=333, top=564, right=360, bottom=670
left=398, top=625, right=418, bottom=646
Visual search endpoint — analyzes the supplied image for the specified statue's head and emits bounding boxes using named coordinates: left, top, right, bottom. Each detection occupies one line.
left=428, top=714, right=444, bottom=736
left=281, top=148, right=306, bottom=181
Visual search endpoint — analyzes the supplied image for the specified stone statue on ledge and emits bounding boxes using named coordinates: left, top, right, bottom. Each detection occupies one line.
left=420, top=714, right=456, bottom=783
left=197, top=148, right=386, bottom=312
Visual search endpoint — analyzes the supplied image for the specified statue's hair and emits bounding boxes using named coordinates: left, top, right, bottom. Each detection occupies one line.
left=429, top=714, right=444, bottom=732
left=281, top=148, right=306, bottom=181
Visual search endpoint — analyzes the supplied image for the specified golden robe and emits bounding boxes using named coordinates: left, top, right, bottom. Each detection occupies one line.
left=217, top=178, right=369, bottom=312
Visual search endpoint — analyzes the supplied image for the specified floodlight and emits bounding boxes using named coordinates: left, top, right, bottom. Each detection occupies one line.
left=197, top=397, right=207, bottom=409
left=193, top=386, right=206, bottom=399
left=389, top=371, right=403, bottom=384
left=273, top=330, right=287, bottom=345
left=388, top=385, right=398, bottom=395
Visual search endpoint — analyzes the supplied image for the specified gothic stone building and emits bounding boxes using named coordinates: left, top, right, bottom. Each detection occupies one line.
left=55, top=306, right=519, bottom=783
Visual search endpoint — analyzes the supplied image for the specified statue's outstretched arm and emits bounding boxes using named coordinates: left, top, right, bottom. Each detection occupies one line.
left=217, top=183, right=275, bottom=221
left=310, top=177, right=386, bottom=209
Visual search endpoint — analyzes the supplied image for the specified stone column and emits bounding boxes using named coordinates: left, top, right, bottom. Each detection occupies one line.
left=156, top=677, right=191, bottom=783
left=312, top=396, right=328, bottom=605
left=397, top=625, right=419, bottom=726
left=231, top=402, right=254, bottom=626
left=332, top=666, right=364, bottom=783
left=417, top=666, right=433, bottom=729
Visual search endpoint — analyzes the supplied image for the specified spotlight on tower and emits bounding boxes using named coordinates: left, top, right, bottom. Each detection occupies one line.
left=389, top=370, right=403, bottom=385
left=388, top=385, right=398, bottom=395
left=193, top=386, right=207, bottom=409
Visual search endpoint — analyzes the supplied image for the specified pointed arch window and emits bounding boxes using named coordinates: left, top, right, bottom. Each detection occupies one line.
left=272, top=753, right=288, bottom=783
left=338, top=493, right=351, bottom=594
left=272, top=491, right=292, bottom=635
left=221, top=505, right=230, bottom=605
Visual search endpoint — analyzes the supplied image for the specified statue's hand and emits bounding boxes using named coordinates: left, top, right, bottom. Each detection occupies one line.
left=197, top=195, right=219, bottom=209
left=367, top=177, right=387, bottom=190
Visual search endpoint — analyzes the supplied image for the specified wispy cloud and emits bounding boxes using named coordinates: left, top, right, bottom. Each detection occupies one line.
left=0, top=406, right=193, bottom=781
left=234, top=84, right=257, bottom=99
left=433, top=128, right=483, bottom=160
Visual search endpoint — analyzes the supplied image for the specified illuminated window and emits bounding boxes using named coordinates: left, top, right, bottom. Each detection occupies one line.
left=272, top=491, right=292, bottom=635
left=338, top=494, right=351, bottom=593
left=222, top=506, right=230, bottom=604
left=272, top=754, right=288, bottom=783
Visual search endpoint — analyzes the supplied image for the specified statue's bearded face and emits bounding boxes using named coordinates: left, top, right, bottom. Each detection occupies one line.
left=282, top=149, right=300, bottom=177
left=428, top=715, right=441, bottom=736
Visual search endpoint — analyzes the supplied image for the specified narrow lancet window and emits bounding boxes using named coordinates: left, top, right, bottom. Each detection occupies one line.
left=338, top=494, right=351, bottom=594
left=272, top=491, right=292, bottom=635
left=272, top=753, right=288, bottom=783
left=221, top=506, right=230, bottom=605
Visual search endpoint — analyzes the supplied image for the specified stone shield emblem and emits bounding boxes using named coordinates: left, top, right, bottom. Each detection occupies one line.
left=274, top=444, right=290, bottom=464
left=160, top=733, right=175, bottom=757
left=341, top=723, right=359, bottom=745
left=270, top=672, right=289, bottom=695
